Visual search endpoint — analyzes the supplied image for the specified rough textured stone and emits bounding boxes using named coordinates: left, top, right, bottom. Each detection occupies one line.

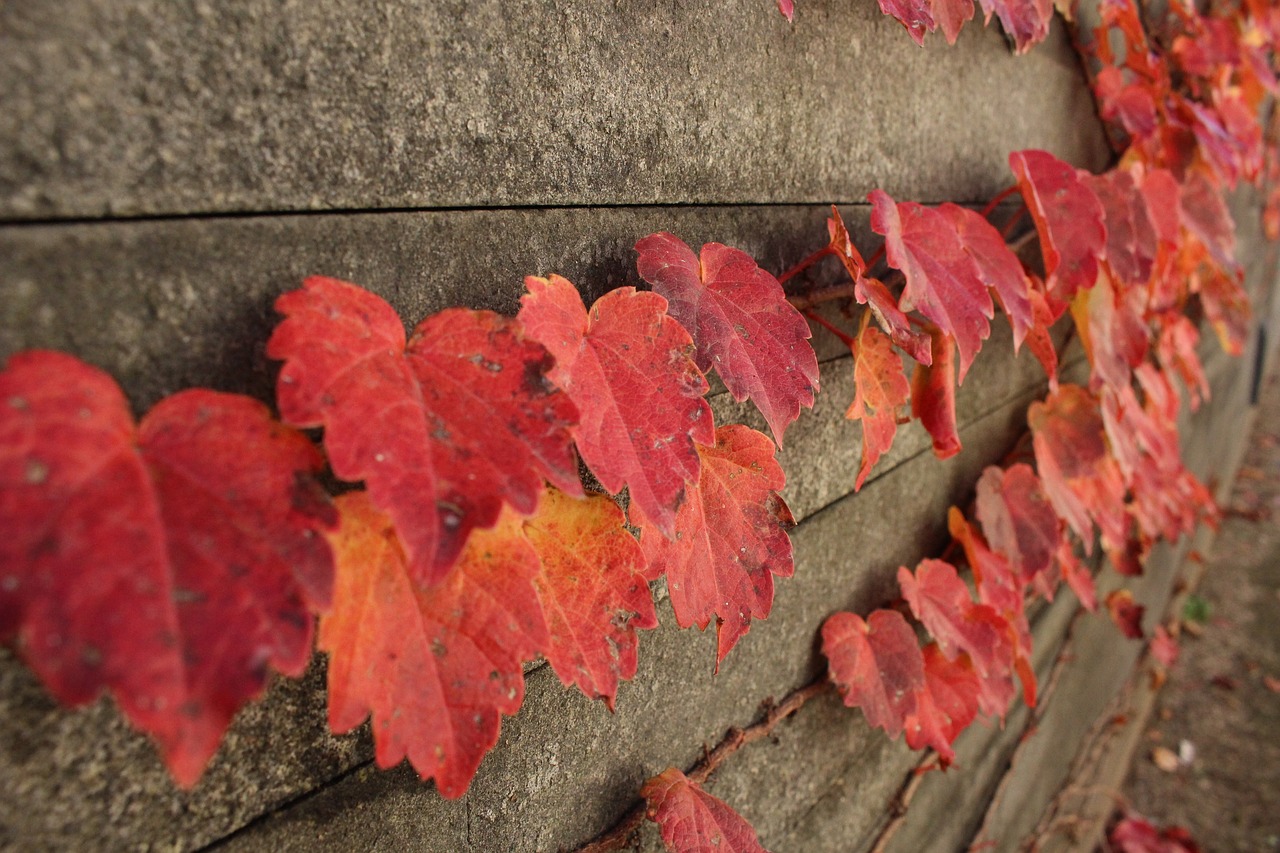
left=0, top=1, right=1109, bottom=221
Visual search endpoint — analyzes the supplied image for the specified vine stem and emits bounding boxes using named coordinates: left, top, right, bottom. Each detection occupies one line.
left=778, top=246, right=833, bottom=284
left=575, top=677, right=832, bottom=852
left=805, top=310, right=856, bottom=347
left=981, top=185, right=1020, bottom=219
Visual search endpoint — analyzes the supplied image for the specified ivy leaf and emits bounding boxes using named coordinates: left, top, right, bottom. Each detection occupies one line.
left=0, top=351, right=335, bottom=787
left=1087, top=168, right=1160, bottom=287
left=633, top=424, right=795, bottom=667
left=911, top=325, right=962, bottom=460
left=1071, top=267, right=1149, bottom=391
left=1195, top=264, right=1251, bottom=357
left=977, top=0, right=1053, bottom=54
left=822, top=608, right=925, bottom=739
left=1157, top=315, right=1209, bottom=411
left=1028, top=384, right=1129, bottom=554
left=847, top=325, right=912, bottom=490
left=519, top=276, right=714, bottom=537
left=634, top=233, right=819, bottom=446
left=975, top=463, right=1061, bottom=588
left=524, top=488, right=656, bottom=710
left=1105, top=588, right=1146, bottom=639
left=1178, top=168, right=1237, bottom=271
left=641, top=767, right=770, bottom=853
left=855, top=276, right=934, bottom=366
left=870, top=188, right=994, bottom=380
left=1009, top=150, right=1108, bottom=302
left=777, top=0, right=794, bottom=20
left=320, top=493, right=547, bottom=799
left=878, top=0, right=936, bottom=46
left=1025, top=281, right=1061, bottom=390
left=269, top=277, right=580, bottom=587
left=939, top=202, right=1034, bottom=350
left=905, top=643, right=981, bottom=764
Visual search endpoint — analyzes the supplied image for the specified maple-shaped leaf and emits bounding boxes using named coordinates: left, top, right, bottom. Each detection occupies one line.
left=269, top=276, right=580, bottom=586
left=904, top=643, right=981, bottom=764
left=898, top=559, right=1018, bottom=719
left=1009, top=150, right=1107, bottom=301
left=518, top=275, right=714, bottom=537
left=634, top=233, right=819, bottom=446
left=633, top=424, right=794, bottom=666
left=524, top=487, right=656, bottom=709
left=320, top=493, right=547, bottom=798
left=939, top=202, right=1034, bottom=350
left=870, top=189, right=994, bottom=380
left=1087, top=168, right=1160, bottom=287
left=911, top=325, right=962, bottom=460
left=847, top=324, right=912, bottom=490
left=977, top=0, right=1053, bottom=53
left=1105, top=588, right=1145, bottom=639
left=641, top=768, right=770, bottom=853
left=0, top=351, right=335, bottom=786
left=1028, top=384, right=1128, bottom=554
left=975, top=463, right=1061, bottom=587
left=823, top=608, right=925, bottom=739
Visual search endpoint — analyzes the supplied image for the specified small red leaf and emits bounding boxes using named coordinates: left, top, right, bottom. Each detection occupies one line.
left=634, top=424, right=794, bottom=666
left=878, top=0, right=936, bottom=46
left=524, top=488, right=656, bottom=710
left=635, top=233, right=819, bottom=445
left=0, top=351, right=335, bottom=786
left=1106, top=589, right=1146, bottom=639
left=847, top=324, right=912, bottom=490
left=1178, top=169, right=1237, bottom=271
left=976, top=0, right=1053, bottom=53
left=905, top=643, right=981, bottom=764
left=1151, top=625, right=1179, bottom=668
left=1009, top=150, right=1108, bottom=301
left=1195, top=265, right=1251, bottom=357
left=321, top=494, right=547, bottom=799
left=519, top=275, right=714, bottom=536
left=870, top=189, right=994, bottom=380
left=911, top=326, right=962, bottom=460
left=854, top=276, right=934, bottom=365
left=823, top=609, right=925, bottom=739
left=1024, top=279, right=1061, bottom=390
left=642, top=768, right=769, bottom=853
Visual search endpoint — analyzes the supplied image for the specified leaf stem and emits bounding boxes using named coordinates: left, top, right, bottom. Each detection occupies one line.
left=778, top=247, right=833, bottom=284
left=981, top=185, right=1020, bottom=219
left=805, top=310, right=856, bottom=348
left=787, top=282, right=858, bottom=310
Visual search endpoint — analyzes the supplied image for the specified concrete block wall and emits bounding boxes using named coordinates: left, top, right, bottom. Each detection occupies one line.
left=1, top=2, right=1272, bottom=851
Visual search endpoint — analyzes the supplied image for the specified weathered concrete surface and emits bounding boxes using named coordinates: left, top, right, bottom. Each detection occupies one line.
left=0, top=0, right=1109, bottom=220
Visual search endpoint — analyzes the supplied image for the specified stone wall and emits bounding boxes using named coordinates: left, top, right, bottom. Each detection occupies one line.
left=1, top=2, right=1273, bottom=851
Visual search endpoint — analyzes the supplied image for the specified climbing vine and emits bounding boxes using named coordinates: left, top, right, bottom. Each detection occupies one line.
left=0, top=0, right=1275, bottom=850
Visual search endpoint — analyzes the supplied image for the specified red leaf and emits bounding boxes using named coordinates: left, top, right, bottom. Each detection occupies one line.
left=1056, top=538, right=1097, bottom=611
left=635, top=233, right=819, bottom=445
left=1195, top=265, right=1251, bottom=357
left=1106, top=589, right=1146, bottom=639
left=518, top=275, right=714, bottom=536
left=1095, top=67, right=1160, bottom=140
left=1071, top=267, right=1149, bottom=391
left=524, top=488, right=656, bottom=710
left=905, top=643, right=981, bottom=764
left=827, top=205, right=868, bottom=282
left=642, top=768, right=769, bottom=853
left=1088, top=168, right=1159, bottom=287
left=1178, top=169, right=1237, bottom=271
left=320, top=493, right=547, bottom=799
left=976, top=0, right=1053, bottom=53
left=847, top=324, right=912, bottom=490
left=854, top=275, right=934, bottom=366
left=0, top=351, right=335, bottom=786
left=939, top=202, right=1034, bottom=350
left=1151, top=625, right=1179, bottom=668
left=1025, top=281, right=1061, bottom=390
left=878, top=0, right=936, bottom=46
left=1009, top=150, right=1107, bottom=301
left=933, top=0, right=976, bottom=44
left=911, top=325, right=962, bottom=460
left=823, top=609, right=924, bottom=739
left=777, top=0, right=795, bottom=20
left=870, top=189, right=994, bottom=381
left=269, top=277, right=580, bottom=586
left=1109, top=814, right=1202, bottom=853
left=975, top=463, right=1061, bottom=588
left=1157, top=315, right=1209, bottom=410
left=1028, top=384, right=1129, bottom=554
left=634, top=424, right=794, bottom=666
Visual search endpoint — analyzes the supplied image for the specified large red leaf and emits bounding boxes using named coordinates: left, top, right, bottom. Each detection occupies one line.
left=269, top=276, right=580, bottom=586
left=0, top=351, right=335, bottom=786
left=642, top=768, right=769, bottom=853
left=905, top=643, right=981, bottom=764
left=634, top=233, right=819, bottom=445
left=320, top=493, right=547, bottom=799
left=822, top=608, right=924, bottom=739
left=939, top=202, right=1034, bottom=350
left=633, top=424, right=794, bottom=666
left=911, top=325, right=962, bottom=460
left=1009, top=150, right=1108, bottom=301
left=518, top=275, right=714, bottom=537
left=847, top=324, right=912, bottom=490
left=524, top=488, right=656, bottom=709
left=870, top=189, right=994, bottom=380
left=1028, top=384, right=1129, bottom=554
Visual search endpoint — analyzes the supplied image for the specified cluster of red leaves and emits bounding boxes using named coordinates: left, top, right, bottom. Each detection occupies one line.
left=0, top=237, right=816, bottom=794
left=777, top=0, right=1054, bottom=52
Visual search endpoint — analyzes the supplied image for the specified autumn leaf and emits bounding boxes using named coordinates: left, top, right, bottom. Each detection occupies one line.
left=519, top=275, right=714, bottom=537
left=1106, top=588, right=1146, bottom=639
left=524, top=488, right=656, bottom=709
left=633, top=425, right=794, bottom=666
left=911, top=325, right=961, bottom=460
left=1009, top=150, right=1108, bottom=301
left=1025, top=281, right=1061, bottom=390
left=977, top=0, right=1053, bottom=54
left=1070, top=266, right=1149, bottom=391
left=320, top=493, right=547, bottom=799
left=975, top=463, right=1061, bottom=589
left=1157, top=315, right=1210, bottom=410
left=1178, top=168, right=1237, bottom=271
left=0, top=351, right=335, bottom=787
left=905, top=643, right=981, bottom=764
left=268, top=276, right=580, bottom=587
left=1151, top=625, right=1179, bottom=668
left=642, top=768, right=770, bottom=853
left=777, top=0, right=794, bottom=20
left=855, top=276, right=934, bottom=366
left=634, top=233, right=819, bottom=446
left=823, top=608, right=925, bottom=739
left=878, top=0, right=936, bottom=46
left=847, top=324, right=912, bottom=490
left=939, top=202, right=1034, bottom=350
left=870, top=188, right=994, bottom=380
left=1195, top=264, right=1251, bottom=357
left=1087, top=167, right=1160, bottom=287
